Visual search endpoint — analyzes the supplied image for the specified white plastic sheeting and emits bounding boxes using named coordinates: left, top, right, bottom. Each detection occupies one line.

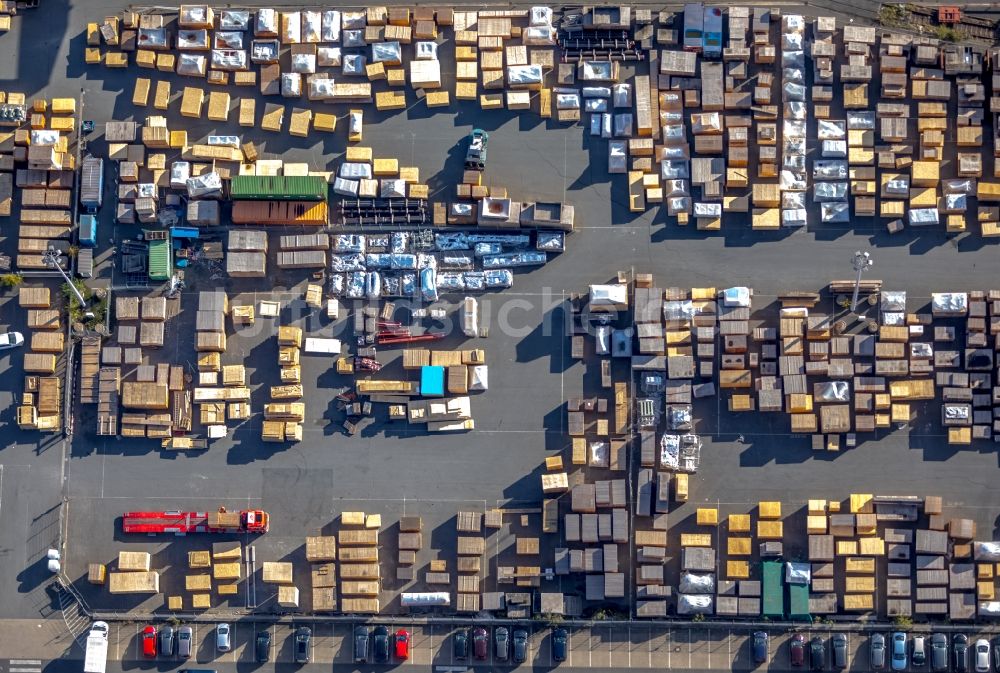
left=680, top=573, right=716, bottom=594
left=678, top=595, right=713, bottom=615
left=211, top=49, right=247, bottom=70
left=281, top=73, right=302, bottom=96
left=975, top=542, right=1000, bottom=561
left=508, top=64, right=544, bottom=86
left=281, top=11, right=301, bottom=43
left=723, top=287, right=751, bottom=307
left=932, top=292, right=968, bottom=313
left=322, top=11, right=341, bottom=42
left=372, top=41, right=402, bottom=64
left=785, top=562, right=811, bottom=585
left=821, top=202, right=850, bottom=223
left=317, top=47, right=342, bottom=67
left=881, top=291, right=906, bottom=312
left=469, top=365, right=489, bottom=391
left=302, top=11, right=321, bottom=42
left=256, top=9, right=277, bottom=35
left=909, top=208, right=940, bottom=226
left=177, top=54, right=207, bottom=76
left=814, top=182, right=848, bottom=202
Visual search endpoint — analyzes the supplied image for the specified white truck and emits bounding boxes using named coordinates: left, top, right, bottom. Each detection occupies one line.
left=83, top=621, right=109, bottom=673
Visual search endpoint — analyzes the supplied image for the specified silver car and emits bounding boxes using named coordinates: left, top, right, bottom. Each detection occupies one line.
left=216, top=623, right=231, bottom=652
left=177, top=626, right=193, bottom=658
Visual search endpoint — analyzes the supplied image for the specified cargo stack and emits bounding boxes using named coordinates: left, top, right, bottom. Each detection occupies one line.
left=306, top=535, right=338, bottom=612
left=16, top=286, right=61, bottom=432
left=396, top=516, right=422, bottom=583
left=109, top=550, right=160, bottom=596
left=334, top=148, right=428, bottom=225
left=338, top=512, right=380, bottom=613
left=226, top=229, right=267, bottom=278
left=455, top=511, right=482, bottom=612
left=262, top=323, right=304, bottom=442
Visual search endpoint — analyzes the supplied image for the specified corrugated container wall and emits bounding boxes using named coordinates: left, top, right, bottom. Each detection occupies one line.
left=229, top=175, right=327, bottom=201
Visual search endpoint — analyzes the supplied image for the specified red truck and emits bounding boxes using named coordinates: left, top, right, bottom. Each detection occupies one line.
left=122, top=508, right=269, bottom=534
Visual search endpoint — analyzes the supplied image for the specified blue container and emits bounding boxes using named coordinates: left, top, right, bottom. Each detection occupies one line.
left=78, top=214, right=98, bottom=247
left=420, top=366, right=445, bottom=397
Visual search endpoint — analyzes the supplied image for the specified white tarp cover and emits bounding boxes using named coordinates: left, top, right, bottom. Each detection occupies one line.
left=30, top=130, right=59, bottom=146
left=582, top=86, right=611, bottom=98
left=814, top=381, right=849, bottom=402
left=782, top=208, right=807, bottom=227
left=291, top=53, right=316, bottom=73
left=613, top=83, right=632, bottom=108
left=783, top=120, right=806, bottom=139
left=333, top=177, right=359, bottom=196
left=281, top=73, right=302, bottom=96
left=343, top=29, right=365, bottom=47
left=341, top=11, right=365, bottom=29
left=813, top=160, right=848, bottom=180
left=847, top=111, right=876, bottom=129
left=469, top=365, right=488, bottom=391
left=678, top=595, right=713, bottom=615
left=214, top=31, right=244, bottom=48
left=881, top=291, right=906, bottom=312
left=945, top=193, right=967, bottom=211
left=308, top=77, right=335, bottom=99
left=339, top=162, right=373, bottom=179
left=601, top=113, right=613, bottom=138
left=943, top=179, right=973, bottom=194
left=177, top=29, right=209, bottom=49
left=781, top=50, right=804, bottom=69
left=814, top=182, right=848, bottom=202
left=910, top=342, right=932, bottom=358
left=380, top=179, right=406, bottom=199
left=508, top=64, right=544, bottom=85
left=256, top=9, right=278, bottom=35
left=372, top=41, right=402, bottom=64
left=821, top=202, right=850, bottom=222
left=585, top=99, right=608, bottom=113
left=780, top=170, right=807, bottom=191
left=556, top=93, right=580, bottom=110
left=179, top=5, right=210, bottom=24
left=416, top=41, right=438, bottom=60
left=524, top=26, right=556, bottom=45
left=884, top=178, right=909, bottom=195
left=322, top=11, right=341, bottom=42
left=909, top=208, right=940, bottom=226
left=783, top=192, right=806, bottom=209
left=220, top=10, right=250, bottom=30
left=138, top=28, right=168, bottom=48
left=693, top=202, right=722, bottom=218
left=784, top=101, right=806, bottom=118
left=822, top=140, right=847, bottom=158
left=679, top=573, right=715, bottom=594
left=251, top=39, right=279, bottom=62
left=530, top=6, right=553, bottom=26
left=883, top=312, right=904, bottom=326
left=723, top=287, right=751, bottom=307
left=662, top=124, right=686, bottom=142
left=590, top=284, right=627, bottom=307
left=932, top=292, right=968, bottom=313
left=170, top=161, right=191, bottom=188
left=979, top=602, right=1000, bottom=616
left=317, top=47, right=342, bottom=67
left=580, top=61, right=614, bottom=80
left=818, top=120, right=847, bottom=139
left=608, top=140, right=627, bottom=173
left=785, top=562, right=811, bottom=585
left=664, top=300, right=695, bottom=320
left=691, top=112, right=721, bottom=134
left=186, top=172, right=222, bottom=198
left=783, top=14, right=805, bottom=32
left=974, top=542, right=1000, bottom=561
left=302, top=11, right=321, bottom=42
left=664, top=180, right=688, bottom=197
left=401, top=592, right=450, bottom=606
left=589, top=441, right=609, bottom=466
left=783, top=67, right=804, bottom=84
left=211, top=49, right=247, bottom=70
left=342, top=53, right=366, bottom=75
left=614, top=113, right=633, bottom=137
left=944, top=404, right=970, bottom=421
left=177, top=54, right=207, bottom=76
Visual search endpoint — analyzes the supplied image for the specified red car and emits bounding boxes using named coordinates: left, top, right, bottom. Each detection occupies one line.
left=141, top=625, right=157, bottom=658
left=789, top=633, right=806, bottom=667
left=395, top=630, right=410, bottom=660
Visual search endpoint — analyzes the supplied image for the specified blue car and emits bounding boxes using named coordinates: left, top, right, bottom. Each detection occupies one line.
left=890, top=632, right=907, bottom=671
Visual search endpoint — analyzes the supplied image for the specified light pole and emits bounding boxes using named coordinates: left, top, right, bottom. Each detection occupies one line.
left=850, top=250, right=873, bottom=314
left=43, top=247, right=95, bottom=321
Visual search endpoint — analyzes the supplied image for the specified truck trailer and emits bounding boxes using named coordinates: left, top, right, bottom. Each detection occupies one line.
left=122, top=508, right=269, bottom=534
left=83, top=621, right=109, bottom=673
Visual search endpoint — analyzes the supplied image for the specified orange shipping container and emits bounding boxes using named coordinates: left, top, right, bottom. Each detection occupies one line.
left=231, top=201, right=328, bottom=226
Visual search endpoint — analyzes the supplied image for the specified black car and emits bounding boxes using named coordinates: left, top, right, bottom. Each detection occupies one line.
left=159, top=626, right=175, bottom=657
left=930, top=633, right=949, bottom=672
left=831, top=634, right=848, bottom=670
left=373, top=626, right=390, bottom=663
left=512, top=629, right=528, bottom=664
left=992, top=637, right=1000, bottom=672
left=810, top=636, right=826, bottom=671
left=354, top=626, right=370, bottom=663
left=552, top=628, right=568, bottom=663
left=954, top=634, right=970, bottom=673
left=294, top=627, right=311, bottom=665
left=255, top=631, right=271, bottom=663
left=495, top=626, right=510, bottom=661
left=453, top=630, right=468, bottom=660
left=752, top=631, right=769, bottom=664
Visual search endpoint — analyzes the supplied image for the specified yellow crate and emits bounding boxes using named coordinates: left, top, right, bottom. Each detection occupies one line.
left=808, top=499, right=827, bottom=515
left=758, top=501, right=781, bottom=519
left=727, top=560, right=750, bottom=579
left=167, top=596, right=182, bottom=610
left=850, top=493, right=873, bottom=514
left=217, top=583, right=239, bottom=595
left=979, top=564, right=995, bottom=579
left=191, top=594, right=211, bottom=609
left=842, top=594, right=874, bottom=611
left=680, top=534, right=712, bottom=547
left=807, top=515, right=827, bottom=534
left=342, top=511, right=366, bottom=526
left=313, top=112, right=337, bottom=132
left=978, top=581, right=996, bottom=600
left=85, top=48, right=102, bottom=65
left=858, top=537, right=885, bottom=556
left=845, top=557, right=876, bottom=574
left=375, top=91, right=406, bottom=110
left=373, top=158, right=399, bottom=176
left=837, top=540, right=858, bottom=556
left=845, top=576, right=875, bottom=593
left=696, top=508, right=718, bottom=526
left=727, top=537, right=751, bottom=556
left=757, top=521, right=783, bottom=540
left=728, top=513, right=751, bottom=533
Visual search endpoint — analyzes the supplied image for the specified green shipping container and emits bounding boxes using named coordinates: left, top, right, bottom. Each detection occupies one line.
left=229, top=175, right=327, bottom=201
left=788, top=582, right=810, bottom=620
left=762, top=561, right=784, bottom=618
left=148, top=238, right=171, bottom=281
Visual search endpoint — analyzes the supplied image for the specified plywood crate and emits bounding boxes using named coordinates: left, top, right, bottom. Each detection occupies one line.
left=340, top=563, right=380, bottom=580
left=188, top=551, right=211, bottom=568
left=186, top=574, right=212, bottom=591
left=212, top=541, right=242, bottom=561
left=88, top=563, right=107, bottom=584
left=180, top=87, right=205, bottom=118
left=191, top=594, right=211, bottom=609
left=108, top=571, right=160, bottom=594
left=758, top=521, right=783, bottom=539
left=339, top=547, right=379, bottom=563
left=213, top=562, right=241, bottom=580
left=118, top=551, right=151, bottom=571
left=339, top=529, right=378, bottom=546
left=217, top=583, right=239, bottom=595
left=728, top=513, right=751, bottom=533
left=341, top=598, right=379, bottom=613
left=305, top=535, right=337, bottom=562
left=262, top=561, right=293, bottom=584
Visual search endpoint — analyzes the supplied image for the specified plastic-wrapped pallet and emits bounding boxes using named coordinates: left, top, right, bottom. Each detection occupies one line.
left=317, top=47, right=342, bottom=67
left=321, top=11, right=341, bottom=42
left=211, top=49, right=247, bottom=70
left=256, top=9, right=278, bottom=35
left=220, top=10, right=250, bottom=31
left=281, top=73, right=302, bottom=96
left=302, top=11, right=321, bottom=42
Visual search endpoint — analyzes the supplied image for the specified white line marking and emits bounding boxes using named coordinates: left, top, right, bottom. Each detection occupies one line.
left=10, top=661, right=41, bottom=666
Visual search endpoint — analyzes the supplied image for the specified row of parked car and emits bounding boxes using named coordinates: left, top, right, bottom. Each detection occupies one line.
left=752, top=631, right=999, bottom=672
left=140, top=624, right=309, bottom=663
left=353, top=626, right=569, bottom=664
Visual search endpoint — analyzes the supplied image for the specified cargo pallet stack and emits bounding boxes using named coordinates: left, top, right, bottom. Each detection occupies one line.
left=108, top=550, right=160, bottom=596
left=396, top=516, right=422, bottom=585
left=338, top=512, right=381, bottom=613
left=15, top=286, right=62, bottom=432
left=7, top=96, right=78, bottom=272
left=226, top=229, right=267, bottom=278
left=454, top=511, right=483, bottom=613
left=190, top=290, right=250, bottom=442
left=333, top=147, right=429, bottom=224
left=261, top=560, right=299, bottom=609
left=262, top=323, right=304, bottom=443
left=305, top=535, right=338, bottom=612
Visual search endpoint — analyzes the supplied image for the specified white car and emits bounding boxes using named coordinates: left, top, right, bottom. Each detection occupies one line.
left=0, top=332, right=24, bottom=349
left=216, top=623, right=231, bottom=652
left=975, top=639, right=990, bottom=673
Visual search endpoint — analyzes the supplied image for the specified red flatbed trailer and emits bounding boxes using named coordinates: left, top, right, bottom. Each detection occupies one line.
left=121, top=509, right=269, bottom=534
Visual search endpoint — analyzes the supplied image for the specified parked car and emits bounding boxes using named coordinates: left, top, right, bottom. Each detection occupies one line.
left=992, top=638, right=1000, bottom=672
left=512, top=629, right=528, bottom=664
left=354, top=626, right=370, bottom=663
left=930, top=633, right=948, bottom=672
left=177, top=626, right=193, bottom=659
left=0, top=332, right=24, bottom=350
left=552, top=628, right=568, bottom=663
left=975, top=639, right=990, bottom=673
left=790, top=634, right=806, bottom=667
left=158, top=626, right=174, bottom=657
left=495, top=626, right=510, bottom=661
left=871, top=633, right=886, bottom=670
left=453, top=630, right=468, bottom=660
left=810, top=636, right=826, bottom=671
left=912, top=634, right=926, bottom=668
left=955, top=635, right=970, bottom=673
left=395, top=630, right=410, bottom=661
left=472, top=627, right=488, bottom=660
left=294, top=626, right=311, bottom=664
left=832, top=634, right=848, bottom=670
left=216, top=623, right=231, bottom=652
left=373, top=626, right=390, bottom=663
left=891, top=632, right=907, bottom=671
left=141, top=626, right=157, bottom=658
left=752, top=631, right=769, bottom=665
left=255, top=631, right=271, bottom=663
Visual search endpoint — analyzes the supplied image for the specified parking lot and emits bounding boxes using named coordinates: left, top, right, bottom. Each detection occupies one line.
left=105, top=621, right=951, bottom=672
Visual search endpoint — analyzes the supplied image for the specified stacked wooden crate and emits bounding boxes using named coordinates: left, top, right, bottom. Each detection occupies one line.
left=306, top=535, right=338, bottom=612
left=455, top=511, right=482, bottom=612
left=16, top=286, right=61, bottom=431
left=338, top=512, right=380, bottom=613
left=397, top=516, right=422, bottom=582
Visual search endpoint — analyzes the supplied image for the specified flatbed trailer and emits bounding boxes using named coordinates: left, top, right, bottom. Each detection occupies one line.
left=122, top=508, right=269, bottom=534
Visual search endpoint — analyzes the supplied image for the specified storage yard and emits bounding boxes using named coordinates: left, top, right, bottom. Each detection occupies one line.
left=2, top=1, right=1000, bottom=670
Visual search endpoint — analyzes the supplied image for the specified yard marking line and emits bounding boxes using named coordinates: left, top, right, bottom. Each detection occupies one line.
left=627, top=626, right=631, bottom=668
left=99, top=442, right=105, bottom=499
left=666, top=629, right=670, bottom=669
left=10, top=662, right=41, bottom=666
left=688, top=628, right=692, bottom=669
left=728, top=629, right=731, bottom=667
